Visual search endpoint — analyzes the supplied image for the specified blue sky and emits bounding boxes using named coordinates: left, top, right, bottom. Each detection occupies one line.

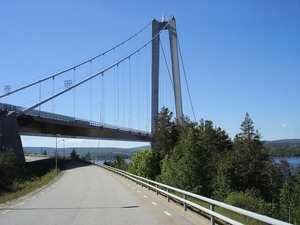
left=0, top=0, right=299, bottom=149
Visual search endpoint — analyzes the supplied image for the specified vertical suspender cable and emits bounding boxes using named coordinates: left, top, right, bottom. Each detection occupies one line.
left=122, top=44, right=125, bottom=127
left=39, top=81, right=41, bottom=114
left=52, top=76, right=55, bottom=113
left=73, top=68, right=76, bottom=117
left=146, top=45, right=149, bottom=132
left=90, top=60, right=93, bottom=120
left=129, top=57, right=131, bottom=129
left=117, top=63, right=119, bottom=127
left=102, top=55, right=105, bottom=123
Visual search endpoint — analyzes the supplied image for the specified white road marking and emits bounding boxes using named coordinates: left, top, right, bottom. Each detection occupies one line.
left=32, top=196, right=36, bottom=199
left=132, top=187, right=135, bottom=189
left=19, top=202, right=25, bottom=206
left=164, top=211, right=171, bottom=216
left=2, top=210, right=9, bottom=214
left=128, top=184, right=130, bottom=186
left=137, top=191, right=140, bottom=193
left=152, top=202, right=157, bottom=205
left=143, top=195, right=147, bottom=198
left=47, top=188, right=50, bottom=191
left=41, top=192, right=44, bottom=195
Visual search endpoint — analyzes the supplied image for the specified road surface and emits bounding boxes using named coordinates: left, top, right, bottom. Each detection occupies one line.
left=0, top=161, right=209, bottom=225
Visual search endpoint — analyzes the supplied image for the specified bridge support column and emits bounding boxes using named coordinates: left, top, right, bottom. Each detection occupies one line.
left=0, top=111, right=25, bottom=164
left=151, top=16, right=183, bottom=134
left=168, top=17, right=183, bottom=120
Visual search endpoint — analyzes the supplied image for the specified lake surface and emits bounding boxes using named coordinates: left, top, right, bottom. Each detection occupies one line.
left=94, top=158, right=300, bottom=168
left=274, top=157, right=300, bottom=168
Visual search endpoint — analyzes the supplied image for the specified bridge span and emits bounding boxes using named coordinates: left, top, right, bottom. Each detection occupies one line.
left=0, top=103, right=152, bottom=164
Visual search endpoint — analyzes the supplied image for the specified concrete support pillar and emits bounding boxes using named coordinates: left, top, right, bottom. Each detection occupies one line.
left=0, top=111, right=25, bottom=164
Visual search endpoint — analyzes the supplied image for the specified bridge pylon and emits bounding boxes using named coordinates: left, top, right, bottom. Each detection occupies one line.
left=0, top=111, right=25, bottom=163
left=151, top=16, right=183, bottom=134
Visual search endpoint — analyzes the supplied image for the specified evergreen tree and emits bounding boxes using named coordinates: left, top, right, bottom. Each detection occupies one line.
left=293, top=165, right=300, bottom=224
left=152, top=107, right=177, bottom=161
left=70, top=148, right=80, bottom=160
left=212, top=156, right=234, bottom=201
left=231, top=113, right=270, bottom=199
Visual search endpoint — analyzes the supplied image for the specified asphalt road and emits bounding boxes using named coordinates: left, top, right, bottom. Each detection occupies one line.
left=0, top=161, right=209, bottom=225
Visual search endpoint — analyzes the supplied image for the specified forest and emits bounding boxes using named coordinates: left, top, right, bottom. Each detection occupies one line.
left=265, top=140, right=300, bottom=157
left=109, top=108, right=300, bottom=224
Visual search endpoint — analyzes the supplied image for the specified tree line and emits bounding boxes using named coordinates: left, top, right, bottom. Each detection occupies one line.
left=112, top=108, right=300, bottom=224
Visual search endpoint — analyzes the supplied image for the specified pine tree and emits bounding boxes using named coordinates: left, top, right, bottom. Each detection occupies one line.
left=231, top=113, right=270, bottom=198
left=152, top=107, right=177, bottom=161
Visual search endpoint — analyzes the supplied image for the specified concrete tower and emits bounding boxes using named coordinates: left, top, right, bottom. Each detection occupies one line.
left=151, top=16, right=183, bottom=133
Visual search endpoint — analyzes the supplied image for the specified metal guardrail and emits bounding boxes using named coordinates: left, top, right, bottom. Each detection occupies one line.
left=99, top=164, right=292, bottom=225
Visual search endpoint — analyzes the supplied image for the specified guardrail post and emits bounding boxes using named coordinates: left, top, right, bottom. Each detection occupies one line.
left=148, top=181, right=150, bottom=190
left=183, top=194, right=187, bottom=211
left=156, top=184, right=158, bottom=195
left=210, top=203, right=215, bottom=225
left=167, top=188, right=170, bottom=202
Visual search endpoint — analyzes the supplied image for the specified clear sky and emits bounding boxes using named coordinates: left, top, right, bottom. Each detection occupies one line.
left=0, top=0, right=299, bottom=149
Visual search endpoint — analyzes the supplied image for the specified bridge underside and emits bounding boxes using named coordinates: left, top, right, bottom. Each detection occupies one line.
left=17, top=114, right=153, bottom=142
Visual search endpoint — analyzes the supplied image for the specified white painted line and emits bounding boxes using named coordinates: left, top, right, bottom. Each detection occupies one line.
left=128, top=184, right=130, bottom=186
left=2, top=210, right=9, bottom=214
left=41, top=192, right=44, bottom=195
left=143, top=195, right=148, bottom=198
left=164, top=211, right=171, bottom=216
left=47, top=188, right=50, bottom=191
left=137, top=191, right=140, bottom=193
left=32, top=196, right=36, bottom=199
left=132, top=187, right=135, bottom=189
left=19, top=202, right=25, bottom=206
left=152, top=202, right=157, bottom=205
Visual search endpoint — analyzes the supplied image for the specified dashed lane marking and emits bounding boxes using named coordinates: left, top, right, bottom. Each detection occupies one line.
left=19, top=202, right=25, bottom=206
left=2, top=210, right=9, bottom=214
left=143, top=195, right=148, bottom=198
left=152, top=202, right=157, bottom=205
left=164, top=211, right=171, bottom=216
left=32, top=196, right=36, bottom=199
left=41, top=192, right=44, bottom=195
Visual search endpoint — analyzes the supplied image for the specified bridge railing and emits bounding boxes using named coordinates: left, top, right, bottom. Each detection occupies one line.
left=98, top=164, right=292, bottom=225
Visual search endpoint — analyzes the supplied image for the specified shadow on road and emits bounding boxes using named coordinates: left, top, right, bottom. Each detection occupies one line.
left=2, top=205, right=139, bottom=211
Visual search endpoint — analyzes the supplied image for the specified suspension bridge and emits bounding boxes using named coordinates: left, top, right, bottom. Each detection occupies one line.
left=0, top=16, right=194, bottom=163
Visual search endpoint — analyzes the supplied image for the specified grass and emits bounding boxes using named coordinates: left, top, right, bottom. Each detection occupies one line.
left=0, top=158, right=61, bottom=204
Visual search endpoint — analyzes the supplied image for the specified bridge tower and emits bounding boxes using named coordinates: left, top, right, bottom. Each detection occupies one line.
left=151, top=16, right=183, bottom=133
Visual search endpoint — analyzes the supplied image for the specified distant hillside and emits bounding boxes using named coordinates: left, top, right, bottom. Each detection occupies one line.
left=24, top=145, right=151, bottom=159
left=264, top=139, right=300, bottom=144
left=264, top=139, right=300, bottom=157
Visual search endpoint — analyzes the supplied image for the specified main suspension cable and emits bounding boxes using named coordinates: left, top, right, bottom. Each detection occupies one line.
left=177, top=37, right=197, bottom=122
left=17, top=18, right=172, bottom=117
left=1, top=19, right=153, bottom=99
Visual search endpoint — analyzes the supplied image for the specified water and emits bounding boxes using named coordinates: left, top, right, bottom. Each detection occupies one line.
left=92, top=159, right=131, bottom=165
left=274, top=157, right=300, bottom=168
